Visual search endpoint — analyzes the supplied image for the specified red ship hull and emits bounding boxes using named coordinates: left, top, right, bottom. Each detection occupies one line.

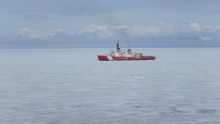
left=98, top=55, right=156, bottom=61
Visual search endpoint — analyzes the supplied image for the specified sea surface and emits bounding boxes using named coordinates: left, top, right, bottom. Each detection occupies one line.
left=0, top=48, right=220, bottom=124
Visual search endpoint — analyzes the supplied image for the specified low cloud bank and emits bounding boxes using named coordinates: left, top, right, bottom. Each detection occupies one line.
left=1, top=21, right=220, bottom=48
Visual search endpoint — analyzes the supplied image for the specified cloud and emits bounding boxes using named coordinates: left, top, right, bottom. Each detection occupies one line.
left=137, top=0, right=220, bottom=18
left=2, top=1, right=136, bottom=17
left=18, top=27, right=76, bottom=39
left=199, top=37, right=212, bottom=41
left=1, top=21, right=220, bottom=48
left=17, top=21, right=220, bottom=42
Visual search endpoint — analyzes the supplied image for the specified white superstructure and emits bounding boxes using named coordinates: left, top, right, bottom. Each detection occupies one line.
left=110, top=50, right=134, bottom=57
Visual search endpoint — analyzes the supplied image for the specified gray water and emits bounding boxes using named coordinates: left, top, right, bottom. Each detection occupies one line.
left=0, top=48, right=220, bottom=124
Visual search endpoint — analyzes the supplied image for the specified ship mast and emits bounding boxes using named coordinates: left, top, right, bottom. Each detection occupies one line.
left=117, top=40, right=120, bottom=49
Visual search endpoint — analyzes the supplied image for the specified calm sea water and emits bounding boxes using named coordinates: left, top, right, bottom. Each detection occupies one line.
left=0, top=48, right=220, bottom=124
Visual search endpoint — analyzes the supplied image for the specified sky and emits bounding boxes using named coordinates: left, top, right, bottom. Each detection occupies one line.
left=0, top=0, right=220, bottom=48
